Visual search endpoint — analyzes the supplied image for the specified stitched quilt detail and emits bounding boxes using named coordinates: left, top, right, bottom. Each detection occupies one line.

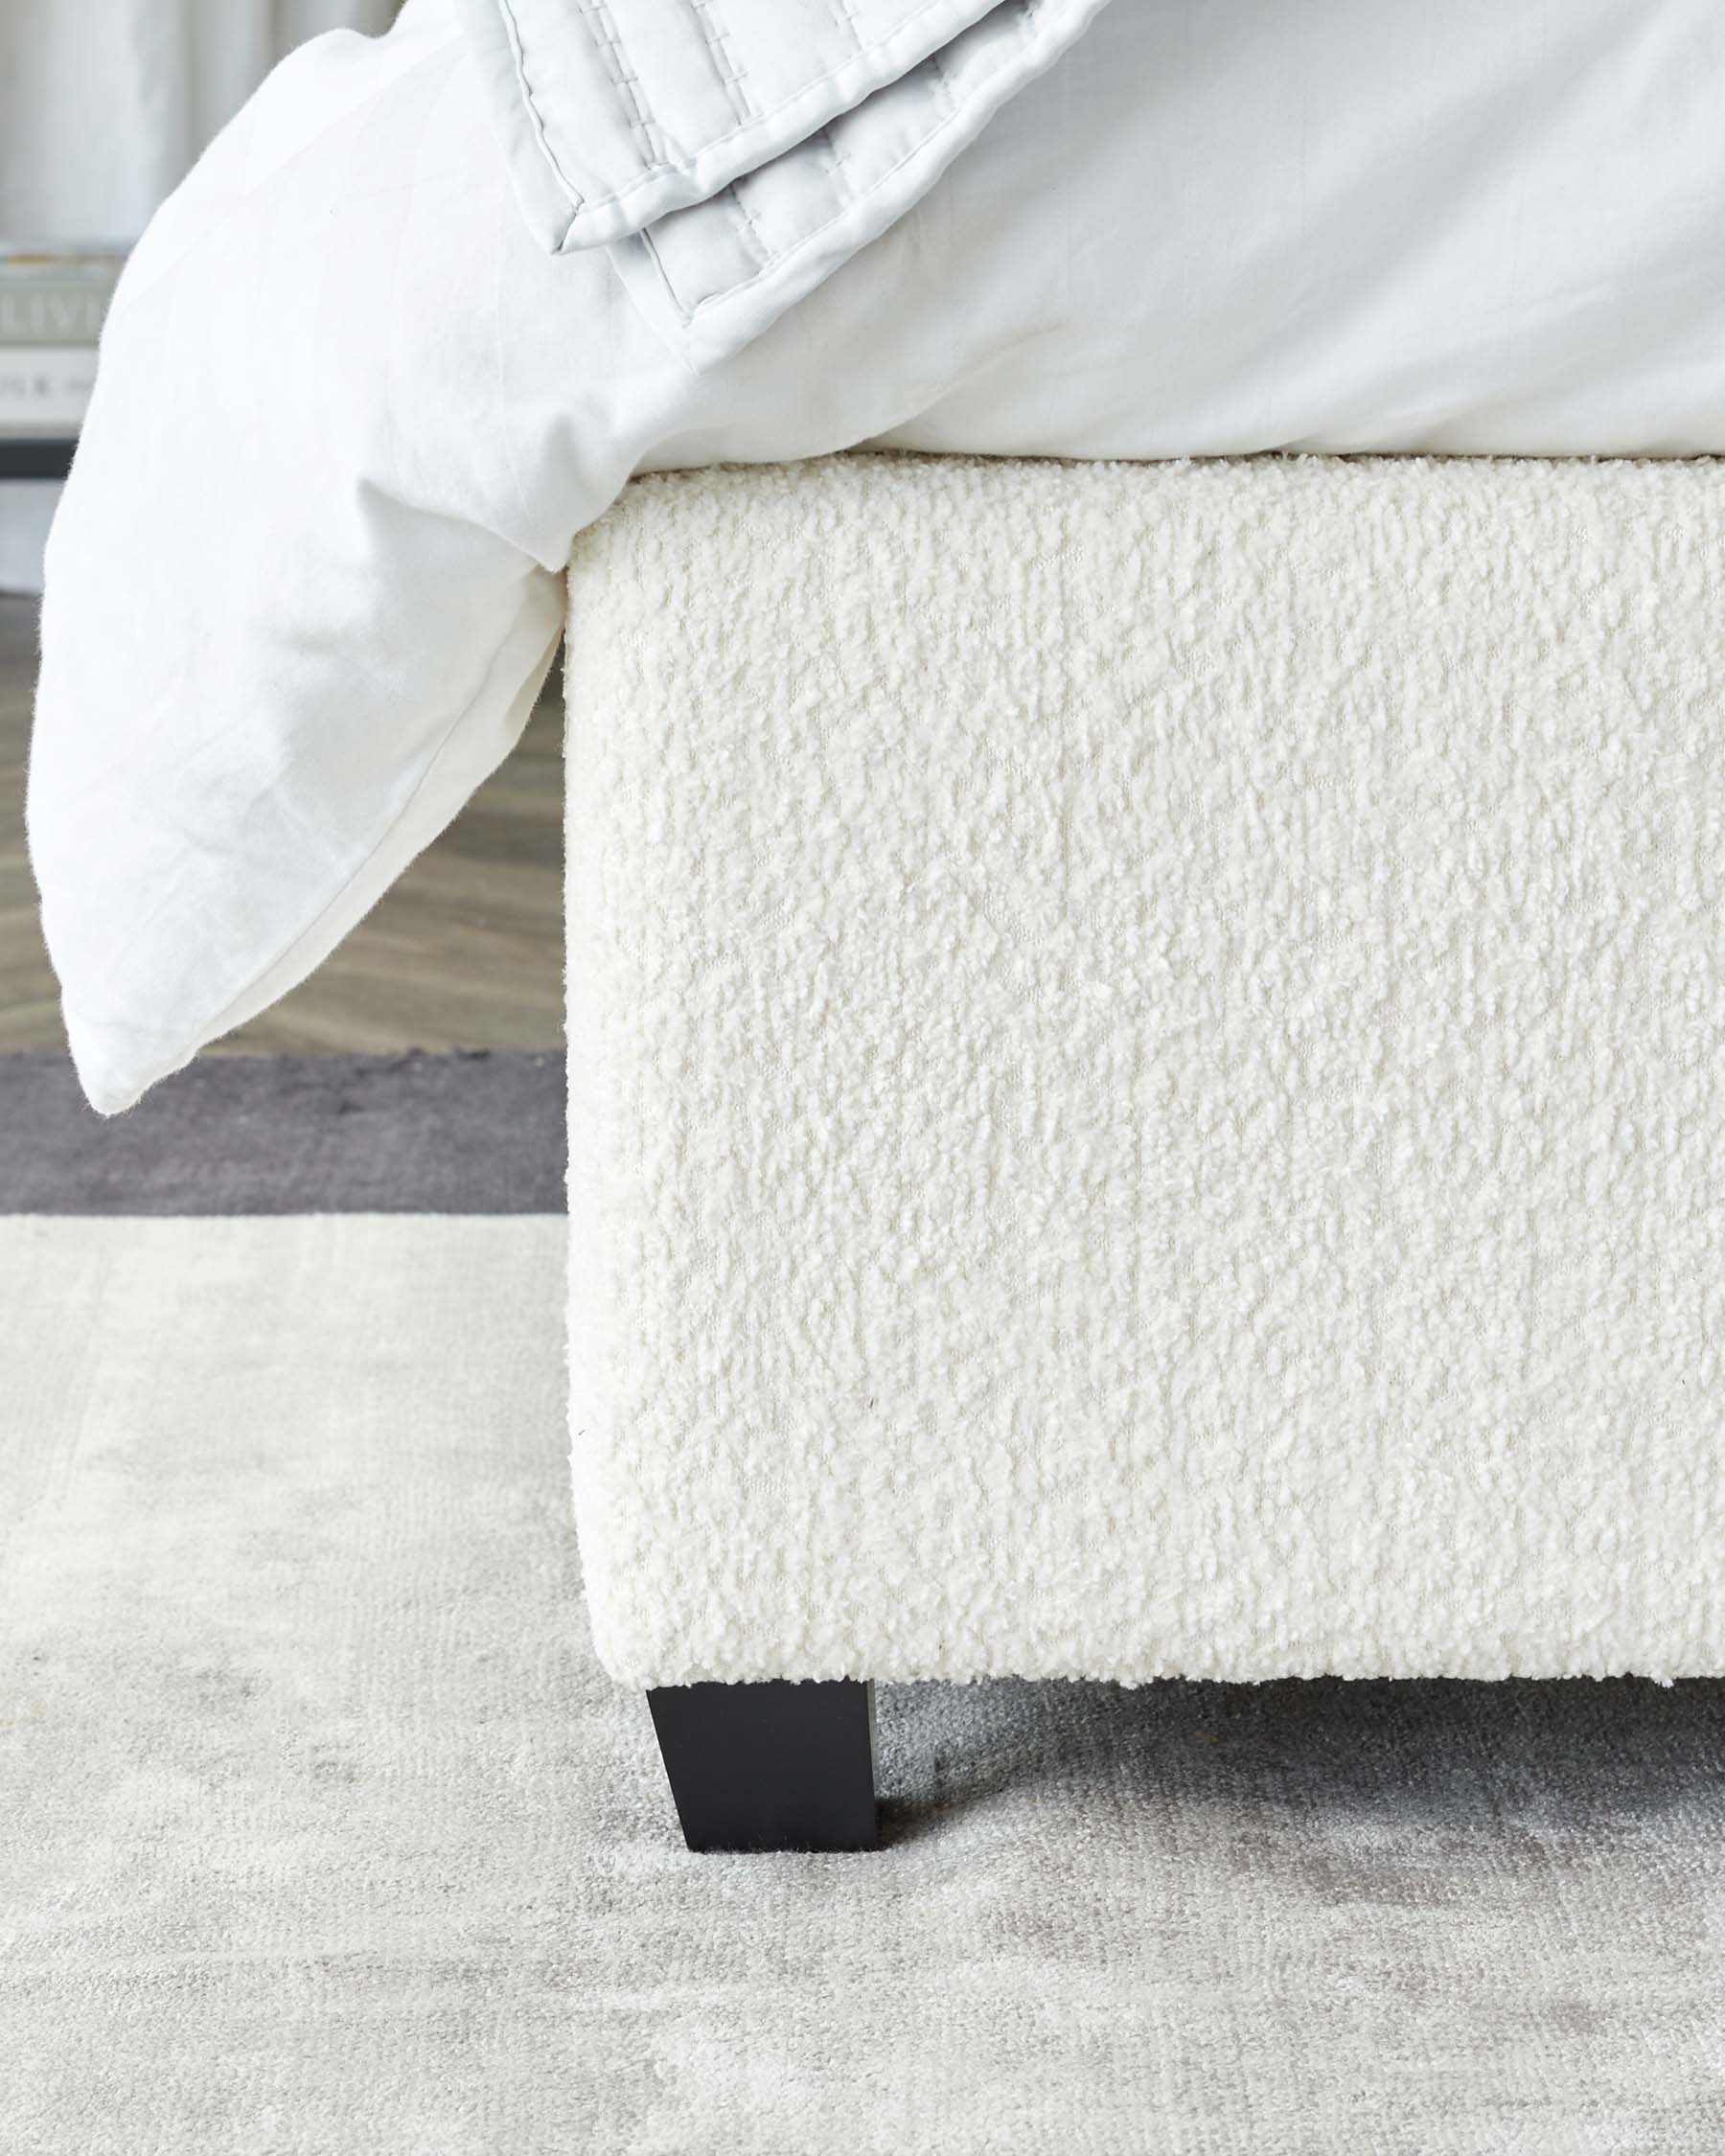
left=457, top=0, right=1072, bottom=241
left=455, top=0, right=1106, bottom=362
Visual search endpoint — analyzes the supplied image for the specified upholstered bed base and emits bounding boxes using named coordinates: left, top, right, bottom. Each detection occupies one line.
left=564, top=453, right=1725, bottom=1697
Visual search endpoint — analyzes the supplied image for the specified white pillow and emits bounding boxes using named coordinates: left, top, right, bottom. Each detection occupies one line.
left=30, top=12, right=570, bottom=1112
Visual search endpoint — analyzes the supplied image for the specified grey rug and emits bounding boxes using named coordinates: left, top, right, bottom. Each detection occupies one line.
left=3, top=1056, right=1723, bottom=2153
left=0, top=1050, right=565, bottom=1213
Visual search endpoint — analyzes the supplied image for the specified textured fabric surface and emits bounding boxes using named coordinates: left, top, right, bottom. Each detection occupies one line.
left=0, top=1051, right=565, bottom=1214
left=565, top=452, right=1725, bottom=1687
left=4, top=1204, right=1725, bottom=2153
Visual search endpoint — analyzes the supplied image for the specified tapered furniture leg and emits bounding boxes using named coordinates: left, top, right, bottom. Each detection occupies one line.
left=646, top=1679, right=879, bottom=1852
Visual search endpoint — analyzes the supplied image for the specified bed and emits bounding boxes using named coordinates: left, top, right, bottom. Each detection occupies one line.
left=567, top=450, right=1725, bottom=1847
left=26, top=0, right=1725, bottom=1847
left=31, top=0, right=1725, bottom=1115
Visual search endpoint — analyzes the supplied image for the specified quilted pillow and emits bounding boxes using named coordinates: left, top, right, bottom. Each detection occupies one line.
left=455, top=0, right=1108, bottom=359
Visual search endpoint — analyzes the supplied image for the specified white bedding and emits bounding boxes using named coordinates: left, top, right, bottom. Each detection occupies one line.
left=30, top=0, right=1725, bottom=1112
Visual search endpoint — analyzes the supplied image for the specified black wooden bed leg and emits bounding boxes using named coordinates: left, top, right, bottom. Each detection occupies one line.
left=646, top=1679, right=879, bottom=1852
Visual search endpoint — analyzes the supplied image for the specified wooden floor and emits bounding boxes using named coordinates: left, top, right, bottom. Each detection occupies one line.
left=0, top=594, right=565, bottom=1055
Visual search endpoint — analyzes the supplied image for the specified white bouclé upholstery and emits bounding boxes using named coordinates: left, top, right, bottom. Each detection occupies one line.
left=564, top=453, right=1725, bottom=1687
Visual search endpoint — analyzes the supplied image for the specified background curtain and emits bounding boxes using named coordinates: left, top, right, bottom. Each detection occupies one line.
left=0, top=0, right=399, bottom=592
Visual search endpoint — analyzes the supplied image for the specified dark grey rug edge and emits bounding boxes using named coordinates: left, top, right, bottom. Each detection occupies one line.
left=0, top=1050, right=567, bottom=1214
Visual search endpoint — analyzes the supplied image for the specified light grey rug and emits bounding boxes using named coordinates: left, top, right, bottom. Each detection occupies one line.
left=3, top=1059, right=1724, bottom=2152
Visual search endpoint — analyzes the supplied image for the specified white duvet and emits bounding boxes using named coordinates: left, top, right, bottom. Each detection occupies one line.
left=30, top=0, right=1725, bottom=1113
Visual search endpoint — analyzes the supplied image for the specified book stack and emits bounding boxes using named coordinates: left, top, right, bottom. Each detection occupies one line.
left=0, top=244, right=126, bottom=464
